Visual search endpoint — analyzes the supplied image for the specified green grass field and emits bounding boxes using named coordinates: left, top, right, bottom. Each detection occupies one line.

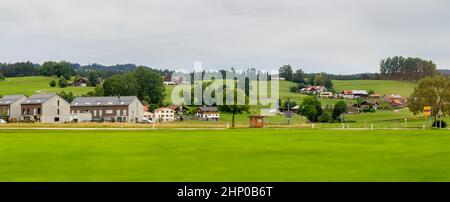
left=0, top=76, right=94, bottom=96
left=0, top=129, right=449, bottom=182
left=333, top=80, right=417, bottom=97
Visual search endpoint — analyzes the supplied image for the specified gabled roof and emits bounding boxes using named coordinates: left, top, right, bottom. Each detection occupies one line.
left=352, top=90, right=368, bottom=95
left=342, top=90, right=353, bottom=95
left=198, top=106, right=218, bottom=112
left=167, top=105, right=181, bottom=110
left=155, top=107, right=174, bottom=112
left=71, top=96, right=138, bottom=107
left=75, top=77, right=88, bottom=82
left=22, top=94, right=57, bottom=105
left=0, top=95, right=27, bottom=106
left=384, top=94, right=403, bottom=99
left=301, top=86, right=325, bottom=91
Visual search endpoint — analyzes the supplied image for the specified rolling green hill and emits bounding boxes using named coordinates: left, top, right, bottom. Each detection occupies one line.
left=333, top=80, right=417, bottom=97
left=0, top=76, right=94, bottom=96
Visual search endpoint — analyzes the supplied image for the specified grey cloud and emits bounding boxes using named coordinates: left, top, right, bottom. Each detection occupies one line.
left=0, top=0, right=449, bottom=74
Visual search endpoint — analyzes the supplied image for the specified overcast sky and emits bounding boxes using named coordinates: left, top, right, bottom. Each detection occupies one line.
left=1, top=0, right=449, bottom=74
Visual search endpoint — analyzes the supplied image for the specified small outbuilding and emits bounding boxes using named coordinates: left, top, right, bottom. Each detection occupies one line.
left=249, top=115, right=266, bottom=128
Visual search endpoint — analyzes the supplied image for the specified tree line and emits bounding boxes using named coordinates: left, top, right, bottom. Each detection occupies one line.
left=380, top=56, right=437, bottom=81
left=0, top=61, right=170, bottom=80
left=0, top=61, right=40, bottom=78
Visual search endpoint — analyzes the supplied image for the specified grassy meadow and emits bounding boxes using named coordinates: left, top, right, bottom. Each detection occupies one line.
left=0, top=129, right=449, bottom=182
left=333, top=80, right=417, bottom=97
left=0, top=76, right=94, bottom=96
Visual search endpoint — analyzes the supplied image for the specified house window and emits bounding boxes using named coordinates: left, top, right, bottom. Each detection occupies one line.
left=57, top=109, right=60, bottom=115
left=38, top=108, right=41, bottom=115
left=99, top=110, right=103, bottom=116
left=57, top=100, right=60, bottom=107
left=33, top=108, right=36, bottom=116
left=94, top=110, right=97, bottom=116
left=117, top=109, right=121, bottom=115
left=106, top=110, right=113, bottom=114
left=123, top=110, right=127, bottom=116
left=54, top=117, right=60, bottom=122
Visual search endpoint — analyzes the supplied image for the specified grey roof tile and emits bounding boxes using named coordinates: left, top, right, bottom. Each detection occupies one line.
left=71, top=96, right=138, bottom=107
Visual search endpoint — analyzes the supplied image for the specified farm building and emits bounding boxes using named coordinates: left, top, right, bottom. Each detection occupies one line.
left=70, top=96, right=144, bottom=123
left=339, top=90, right=369, bottom=99
left=369, top=94, right=382, bottom=99
left=358, top=100, right=379, bottom=110
left=163, top=75, right=184, bottom=85
left=73, top=77, right=88, bottom=87
left=352, top=90, right=369, bottom=99
left=319, top=92, right=333, bottom=98
left=196, top=106, right=220, bottom=121
left=340, top=90, right=354, bottom=99
left=300, top=86, right=327, bottom=94
left=21, top=93, right=71, bottom=123
left=383, top=94, right=407, bottom=108
left=0, top=95, right=28, bottom=122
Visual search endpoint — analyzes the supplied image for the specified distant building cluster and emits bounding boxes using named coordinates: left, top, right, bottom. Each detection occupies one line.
left=296, top=85, right=408, bottom=113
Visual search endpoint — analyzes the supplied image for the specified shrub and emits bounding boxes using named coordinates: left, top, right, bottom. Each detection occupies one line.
left=49, top=80, right=57, bottom=87
left=318, top=110, right=333, bottom=123
left=289, top=86, right=299, bottom=93
left=432, top=120, right=447, bottom=128
left=378, top=102, right=393, bottom=110
left=58, top=78, right=68, bottom=88
left=361, top=108, right=376, bottom=113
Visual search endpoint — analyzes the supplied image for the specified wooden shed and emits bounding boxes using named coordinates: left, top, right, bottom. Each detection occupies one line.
left=249, top=115, right=266, bottom=128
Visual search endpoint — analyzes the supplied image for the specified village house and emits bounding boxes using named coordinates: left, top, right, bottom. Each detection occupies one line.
left=382, top=94, right=407, bottom=108
left=73, top=77, right=88, bottom=87
left=339, top=90, right=369, bottom=99
left=21, top=93, right=71, bottom=123
left=70, top=96, right=144, bottom=123
left=352, top=90, right=369, bottom=99
left=167, top=105, right=189, bottom=120
left=319, top=92, right=333, bottom=98
left=154, top=107, right=175, bottom=122
left=300, top=86, right=327, bottom=94
left=0, top=95, right=28, bottom=122
left=369, top=93, right=382, bottom=99
left=340, top=90, right=354, bottom=99
left=143, top=105, right=154, bottom=120
left=358, top=100, right=379, bottom=110
left=163, top=75, right=184, bottom=85
left=196, top=106, right=220, bottom=121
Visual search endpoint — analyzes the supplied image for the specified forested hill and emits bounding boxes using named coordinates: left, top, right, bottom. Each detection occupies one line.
left=438, top=69, right=450, bottom=75
left=0, top=61, right=171, bottom=79
left=75, top=63, right=138, bottom=72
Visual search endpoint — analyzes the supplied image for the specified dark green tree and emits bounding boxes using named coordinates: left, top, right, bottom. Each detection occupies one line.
left=292, top=69, right=305, bottom=84
left=408, top=75, right=450, bottom=125
left=58, top=91, right=75, bottom=102
left=218, top=84, right=250, bottom=128
left=332, top=100, right=348, bottom=120
left=279, top=65, right=293, bottom=81
left=102, top=74, right=139, bottom=97
left=49, top=80, right=57, bottom=87
left=87, top=72, right=99, bottom=87
left=299, top=97, right=322, bottom=122
left=129, top=66, right=165, bottom=106
left=58, top=78, right=69, bottom=88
